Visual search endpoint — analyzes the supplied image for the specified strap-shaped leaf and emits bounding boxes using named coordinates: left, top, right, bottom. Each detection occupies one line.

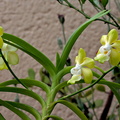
left=0, top=99, right=31, bottom=120
left=0, top=87, right=46, bottom=108
left=43, top=115, right=64, bottom=120
left=57, top=10, right=109, bottom=71
left=0, top=113, right=5, bottom=120
left=50, top=100, right=88, bottom=120
left=2, top=34, right=56, bottom=77
left=0, top=79, right=50, bottom=94
left=6, top=101, right=41, bottom=120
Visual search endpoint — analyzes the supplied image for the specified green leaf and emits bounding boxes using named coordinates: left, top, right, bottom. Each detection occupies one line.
left=0, top=99, right=31, bottom=120
left=57, top=10, right=109, bottom=71
left=44, top=115, right=64, bottom=120
left=0, top=87, right=46, bottom=108
left=56, top=53, right=61, bottom=69
left=100, top=0, right=108, bottom=7
left=0, top=113, right=6, bottom=120
left=81, top=0, right=86, bottom=4
left=28, top=68, right=36, bottom=79
left=7, top=101, right=41, bottom=120
left=53, top=100, right=88, bottom=120
left=0, top=79, right=50, bottom=94
left=94, top=99, right=103, bottom=108
left=2, top=34, right=56, bottom=77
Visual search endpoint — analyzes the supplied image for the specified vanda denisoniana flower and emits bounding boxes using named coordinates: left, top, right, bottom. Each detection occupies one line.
left=68, top=48, right=95, bottom=84
left=94, top=29, right=120, bottom=66
left=0, top=26, right=19, bottom=70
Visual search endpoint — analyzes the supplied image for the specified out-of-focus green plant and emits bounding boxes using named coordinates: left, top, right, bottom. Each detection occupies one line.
left=0, top=0, right=120, bottom=120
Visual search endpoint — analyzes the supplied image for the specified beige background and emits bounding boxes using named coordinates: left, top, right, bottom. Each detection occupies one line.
left=0, top=0, right=120, bottom=120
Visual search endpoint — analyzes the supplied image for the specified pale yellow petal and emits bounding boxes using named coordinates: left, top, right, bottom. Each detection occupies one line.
left=0, top=57, right=4, bottom=65
left=81, top=57, right=95, bottom=68
left=110, top=49, right=120, bottom=66
left=0, top=37, right=3, bottom=48
left=82, top=68, right=93, bottom=84
left=67, top=75, right=82, bottom=84
left=100, top=35, right=107, bottom=45
left=0, top=58, right=7, bottom=70
left=75, top=48, right=86, bottom=64
left=94, top=53, right=109, bottom=63
left=7, top=51, right=19, bottom=65
left=111, top=40, right=120, bottom=51
left=6, top=44, right=17, bottom=52
left=0, top=26, right=4, bottom=36
left=107, top=29, right=118, bottom=44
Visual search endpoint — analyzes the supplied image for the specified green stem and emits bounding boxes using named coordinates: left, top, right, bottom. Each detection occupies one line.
left=94, top=65, right=105, bottom=73
left=62, top=24, right=66, bottom=44
left=59, top=66, right=116, bottom=100
left=0, top=49, right=28, bottom=89
left=64, top=0, right=90, bottom=19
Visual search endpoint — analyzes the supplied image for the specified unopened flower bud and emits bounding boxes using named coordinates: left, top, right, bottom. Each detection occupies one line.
left=58, top=14, right=65, bottom=24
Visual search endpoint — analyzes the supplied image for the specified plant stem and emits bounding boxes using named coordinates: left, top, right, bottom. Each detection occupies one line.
left=59, top=66, right=116, bottom=100
left=0, top=49, right=29, bottom=89
left=99, top=90, right=113, bottom=120
left=62, top=24, right=66, bottom=44
left=94, top=65, right=105, bottom=74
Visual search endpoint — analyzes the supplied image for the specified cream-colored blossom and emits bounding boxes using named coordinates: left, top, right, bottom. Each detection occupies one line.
left=68, top=48, right=94, bottom=84
left=94, top=29, right=120, bottom=66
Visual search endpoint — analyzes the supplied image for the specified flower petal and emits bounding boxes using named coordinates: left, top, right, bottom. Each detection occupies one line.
left=0, top=37, right=3, bottom=48
left=94, top=53, right=110, bottom=63
left=67, top=75, right=82, bottom=84
left=0, top=26, right=4, bottom=36
left=81, top=57, right=95, bottom=68
left=7, top=51, right=19, bottom=65
left=71, top=64, right=81, bottom=75
left=75, top=48, right=86, bottom=64
left=6, top=44, right=17, bottom=52
left=0, top=58, right=7, bottom=70
left=107, top=29, right=118, bottom=44
left=110, top=49, right=120, bottom=66
left=100, top=35, right=107, bottom=45
left=111, top=40, right=120, bottom=51
left=82, top=68, right=93, bottom=84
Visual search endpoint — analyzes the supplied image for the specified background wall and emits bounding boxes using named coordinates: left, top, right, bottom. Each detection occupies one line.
left=0, top=0, right=119, bottom=120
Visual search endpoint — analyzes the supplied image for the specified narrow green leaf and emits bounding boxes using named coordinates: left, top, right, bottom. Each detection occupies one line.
left=0, top=99, right=31, bottom=120
left=0, top=87, right=46, bottom=108
left=44, top=115, right=64, bottom=120
left=81, top=0, right=86, bottom=4
left=7, top=101, right=41, bottom=120
left=108, top=86, right=120, bottom=104
left=2, top=34, right=56, bottom=77
left=0, top=113, right=5, bottom=120
left=56, top=53, right=61, bottom=69
left=57, top=10, right=109, bottom=71
left=100, top=0, right=108, bottom=7
left=53, top=100, right=88, bottom=120
left=0, top=79, right=50, bottom=94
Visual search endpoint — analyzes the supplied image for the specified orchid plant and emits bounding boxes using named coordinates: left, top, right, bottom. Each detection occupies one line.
left=0, top=0, right=120, bottom=120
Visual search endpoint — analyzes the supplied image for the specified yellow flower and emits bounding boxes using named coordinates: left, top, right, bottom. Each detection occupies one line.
left=0, top=26, right=4, bottom=48
left=68, top=48, right=94, bottom=84
left=0, top=43, right=19, bottom=70
left=94, top=29, right=120, bottom=66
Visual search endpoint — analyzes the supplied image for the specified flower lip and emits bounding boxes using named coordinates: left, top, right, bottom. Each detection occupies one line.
left=71, top=64, right=82, bottom=75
